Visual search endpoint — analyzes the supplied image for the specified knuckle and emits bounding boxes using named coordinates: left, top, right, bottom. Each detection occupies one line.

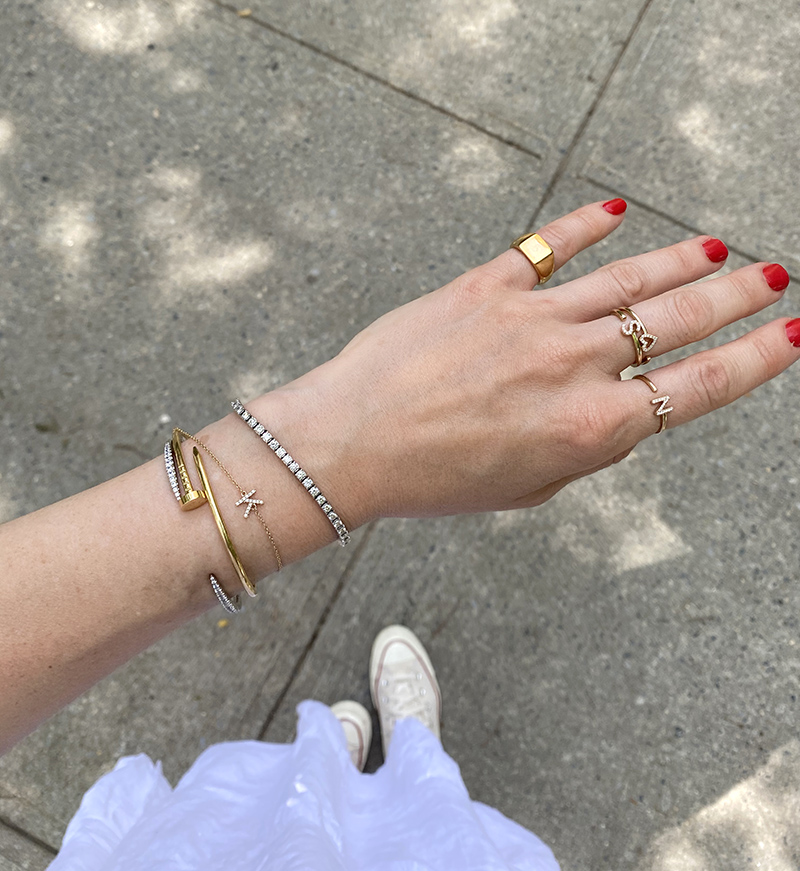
left=726, top=269, right=755, bottom=306
left=566, top=397, right=617, bottom=457
left=535, top=332, right=577, bottom=375
left=749, top=330, right=782, bottom=373
left=672, top=242, right=698, bottom=275
left=690, top=355, right=734, bottom=407
left=537, top=223, right=570, bottom=262
left=450, top=269, right=494, bottom=306
left=668, top=289, right=715, bottom=340
left=475, top=260, right=519, bottom=294
left=603, top=259, right=647, bottom=302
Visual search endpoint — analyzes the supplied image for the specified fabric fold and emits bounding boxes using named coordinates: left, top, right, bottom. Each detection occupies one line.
left=48, top=701, right=558, bottom=871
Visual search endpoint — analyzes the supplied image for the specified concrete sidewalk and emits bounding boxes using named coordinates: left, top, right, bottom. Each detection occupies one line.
left=1, top=1, right=799, bottom=869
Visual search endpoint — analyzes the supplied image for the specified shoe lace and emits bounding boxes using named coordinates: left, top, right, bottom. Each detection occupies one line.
left=379, top=665, right=437, bottom=731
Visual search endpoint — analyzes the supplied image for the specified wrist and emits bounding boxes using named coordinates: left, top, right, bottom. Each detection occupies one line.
left=194, top=365, right=376, bottom=577
left=247, top=362, right=380, bottom=530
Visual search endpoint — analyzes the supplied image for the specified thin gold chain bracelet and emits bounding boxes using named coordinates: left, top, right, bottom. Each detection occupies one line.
left=174, top=428, right=283, bottom=572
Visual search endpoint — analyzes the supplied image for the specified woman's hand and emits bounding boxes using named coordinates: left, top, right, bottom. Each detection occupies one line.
left=264, top=201, right=797, bottom=527
left=2, top=199, right=796, bottom=748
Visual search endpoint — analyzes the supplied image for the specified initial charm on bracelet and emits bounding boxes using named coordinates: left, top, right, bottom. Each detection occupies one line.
left=235, top=489, right=264, bottom=518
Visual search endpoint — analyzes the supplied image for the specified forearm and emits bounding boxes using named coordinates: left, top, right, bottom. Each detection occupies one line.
left=0, top=370, right=360, bottom=753
left=2, top=201, right=794, bottom=755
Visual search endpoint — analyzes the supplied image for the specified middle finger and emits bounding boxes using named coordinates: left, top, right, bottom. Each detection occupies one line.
left=550, top=235, right=730, bottom=320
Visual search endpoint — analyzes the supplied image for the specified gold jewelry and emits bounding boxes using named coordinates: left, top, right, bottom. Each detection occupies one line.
left=169, top=431, right=207, bottom=511
left=612, top=307, right=658, bottom=367
left=632, top=374, right=673, bottom=434
left=510, top=233, right=555, bottom=285
left=193, top=448, right=258, bottom=598
left=175, top=429, right=283, bottom=572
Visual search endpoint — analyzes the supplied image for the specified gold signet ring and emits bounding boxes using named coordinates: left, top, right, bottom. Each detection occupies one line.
left=510, top=233, right=555, bottom=285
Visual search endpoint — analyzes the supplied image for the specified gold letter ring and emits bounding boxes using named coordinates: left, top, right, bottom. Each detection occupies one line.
left=510, top=233, right=555, bottom=285
left=611, top=307, right=658, bottom=367
left=633, top=374, right=673, bottom=434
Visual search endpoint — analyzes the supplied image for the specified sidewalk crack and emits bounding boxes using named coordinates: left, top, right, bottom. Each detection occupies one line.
left=256, top=519, right=379, bottom=740
left=206, top=0, right=542, bottom=160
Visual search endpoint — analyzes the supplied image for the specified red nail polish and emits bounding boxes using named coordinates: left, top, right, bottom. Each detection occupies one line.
left=786, top=318, right=800, bottom=347
left=602, top=198, right=627, bottom=215
left=764, top=263, right=789, bottom=292
left=702, top=238, right=728, bottom=263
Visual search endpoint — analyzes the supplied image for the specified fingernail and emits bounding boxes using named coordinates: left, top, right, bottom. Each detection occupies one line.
left=702, top=238, right=728, bottom=263
left=602, top=198, right=627, bottom=215
left=786, top=318, right=800, bottom=347
left=764, top=263, right=790, bottom=292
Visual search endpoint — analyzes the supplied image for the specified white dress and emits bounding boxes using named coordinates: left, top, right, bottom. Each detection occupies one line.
left=48, top=701, right=559, bottom=870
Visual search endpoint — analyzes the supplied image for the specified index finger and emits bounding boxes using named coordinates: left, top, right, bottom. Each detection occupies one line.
left=481, top=199, right=629, bottom=292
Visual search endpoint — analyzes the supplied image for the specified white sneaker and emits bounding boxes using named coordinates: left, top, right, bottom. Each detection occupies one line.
left=369, top=625, right=442, bottom=755
left=330, top=700, right=372, bottom=771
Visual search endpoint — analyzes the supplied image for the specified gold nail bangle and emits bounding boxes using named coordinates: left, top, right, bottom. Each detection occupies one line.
left=193, top=447, right=259, bottom=598
left=175, top=428, right=283, bottom=572
left=170, top=431, right=207, bottom=511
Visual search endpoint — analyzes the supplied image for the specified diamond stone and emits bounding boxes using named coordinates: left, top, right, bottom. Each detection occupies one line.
left=296, top=470, right=307, bottom=482
left=268, top=439, right=280, bottom=450
left=328, top=512, right=338, bottom=523
left=303, top=478, right=314, bottom=490
left=254, top=424, right=265, bottom=436
left=248, top=417, right=258, bottom=428
left=241, top=411, right=250, bottom=422
left=275, top=447, right=287, bottom=459
left=321, top=503, right=332, bottom=514
left=308, top=486, right=320, bottom=498
left=281, top=454, right=293, bottom=466
left=289, top=462, right=300, bottom=474
left=315, top=494, right=326, bottom=506
left=261, top=432, right=272, bottom=442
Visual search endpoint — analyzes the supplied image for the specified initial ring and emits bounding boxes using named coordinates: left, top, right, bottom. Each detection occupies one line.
left=611, top=307, right=658, bottom=367
left=632, top=374, right=673, bottom=434
left=510, top=233, right=555, bottom=285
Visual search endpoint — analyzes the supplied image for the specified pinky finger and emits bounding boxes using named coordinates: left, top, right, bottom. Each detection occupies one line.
left=513, top=447, right=635, bottom=509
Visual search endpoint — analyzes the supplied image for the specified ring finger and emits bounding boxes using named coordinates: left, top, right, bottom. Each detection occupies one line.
left=588, top=261, right=790, bottom=372
left=617, top=317, right=800, bottom=444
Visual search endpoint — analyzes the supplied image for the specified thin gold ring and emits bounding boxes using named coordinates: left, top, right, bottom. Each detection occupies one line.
left=632, top=374, right=673, bottom=434
left=612, top=307, right=658, bottom=367
left=510, top=233, right=555, bottom=285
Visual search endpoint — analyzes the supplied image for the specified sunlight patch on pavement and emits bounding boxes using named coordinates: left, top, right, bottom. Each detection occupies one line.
left=548, top=469, right=692, bottom=573
left=647, top=740, right=800, bottom=871
left=0, top=117, right=15, bottom=155
left=454, top=0, right=519, bottom=48
left=39, top=199, right=100, bottom=272
left=47, top=0, right=202, bottom=55
left=443, top=136, right=506, bottom=192
left=167, top=241, right=273, bottom=290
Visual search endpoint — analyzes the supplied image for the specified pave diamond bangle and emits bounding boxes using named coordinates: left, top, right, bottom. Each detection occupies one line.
left=231, top=399, right=351, bottom=547
left=209, top=574, right=243, bottom=614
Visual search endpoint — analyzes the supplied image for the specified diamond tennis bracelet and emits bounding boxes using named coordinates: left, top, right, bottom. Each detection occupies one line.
left=231, top=399, right=351, bottom=547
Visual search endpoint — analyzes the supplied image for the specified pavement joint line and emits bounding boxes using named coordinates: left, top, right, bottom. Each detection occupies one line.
left=198, top=3, right=799, bottom=284
left=0, top=815, right=57, bottom=857
left=206, top=0, right=543, bottom=161
left=525, top=0, right=659, bottom=232
left=255, top=519, right=380, bottom=741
